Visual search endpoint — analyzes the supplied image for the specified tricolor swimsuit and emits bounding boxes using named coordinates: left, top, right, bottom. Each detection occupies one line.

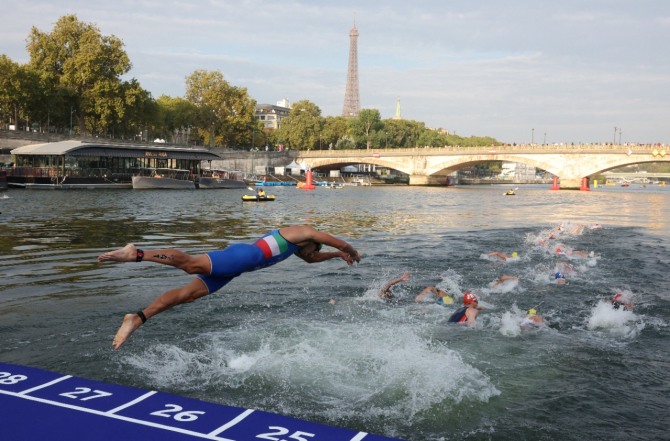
left=197, top=229, right=300, bottom=293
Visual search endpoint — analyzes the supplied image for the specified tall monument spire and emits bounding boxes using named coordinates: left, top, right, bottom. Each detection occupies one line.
left=393, top=97, right=402, bottom=120
left=342, top=21, right=360, bottom=117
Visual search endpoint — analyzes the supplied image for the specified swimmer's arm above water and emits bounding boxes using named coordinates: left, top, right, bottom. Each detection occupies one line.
left=282, top=225, right=361, bottom=265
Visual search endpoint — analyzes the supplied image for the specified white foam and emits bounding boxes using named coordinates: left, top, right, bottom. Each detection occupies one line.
left=587, top=301, right=643, bottom=338
left=122, top=319, right=501, bottom=419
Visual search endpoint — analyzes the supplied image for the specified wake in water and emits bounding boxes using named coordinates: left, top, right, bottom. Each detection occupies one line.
left=113, top=220, right=661, bottom=440
left=587, top=300, right=643, bottom=339
left=121, top=317, right=501, bottom=424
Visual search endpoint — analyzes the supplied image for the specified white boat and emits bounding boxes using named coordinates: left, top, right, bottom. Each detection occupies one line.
left=131, top=168, right=196, bottom=189
left=198, top=170, right=247, bottom=189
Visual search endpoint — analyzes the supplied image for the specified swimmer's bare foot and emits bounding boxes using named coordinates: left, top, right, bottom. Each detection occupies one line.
left=98, top=244, right=138, bottom=263
left=112, top=313, right=143, bottom=350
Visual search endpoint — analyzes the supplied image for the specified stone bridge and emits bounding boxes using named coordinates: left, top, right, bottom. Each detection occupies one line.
left=293, top=144, right=670, bottom=189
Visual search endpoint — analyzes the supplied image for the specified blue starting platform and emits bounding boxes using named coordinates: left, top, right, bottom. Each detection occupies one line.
left=0, top=362, right=402, bottom=441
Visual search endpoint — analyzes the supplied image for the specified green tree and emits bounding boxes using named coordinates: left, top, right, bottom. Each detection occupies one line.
left=112, top=79, right=157, bottom=140
left=382, top=118, right=425, bottom=148
left=0, top=55, right=44, bottom=130
left=350, top=108, right=382, bottom=149
left=275, top=100, right=322, bottom=150
left=156, top=95, right=198, bottom=144
left=322, top=115, right=349, bottom=150
left=185, top=69, right=257, bottom=148
left=417, top=128, right=447, bottom=147
left=26, top=14, right=132, bottom=136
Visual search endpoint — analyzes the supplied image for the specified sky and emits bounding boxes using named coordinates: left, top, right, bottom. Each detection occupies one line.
left=2, top=0, right=669, bottom=144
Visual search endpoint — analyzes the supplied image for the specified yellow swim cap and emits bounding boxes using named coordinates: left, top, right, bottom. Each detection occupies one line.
left=438, top=295, right=454, bottom=305
left=512, top=251, right=518, bottom=258
left=527, top=308, right=537, bottom=316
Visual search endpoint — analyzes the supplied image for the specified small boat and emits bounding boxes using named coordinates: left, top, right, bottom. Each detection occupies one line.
left=132, top=168, right=196, bottom=189
left=503, top=190, right=516, bottom=195
left=198, top=170, right=247, bottom=189
left=242, top=194, right=276, bottom=202
left=621, top=183, right=630, bottom=187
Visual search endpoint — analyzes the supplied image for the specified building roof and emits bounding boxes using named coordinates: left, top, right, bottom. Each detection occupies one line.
left=11, top=141, right=221, bottom=161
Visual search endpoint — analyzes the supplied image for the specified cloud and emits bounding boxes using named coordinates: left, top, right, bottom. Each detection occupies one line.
left=2, top=0, right=669, bottom=143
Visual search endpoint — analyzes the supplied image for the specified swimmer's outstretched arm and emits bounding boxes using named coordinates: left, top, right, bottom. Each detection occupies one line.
left=298, top=250, right=356, bottom=264
left=281, top=225, right=361, bottom=264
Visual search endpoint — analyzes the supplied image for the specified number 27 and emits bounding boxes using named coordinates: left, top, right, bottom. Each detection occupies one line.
left=60, top=387, right=112, bottom=401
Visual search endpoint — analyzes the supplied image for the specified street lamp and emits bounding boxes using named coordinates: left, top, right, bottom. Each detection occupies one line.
left=69, top=106, right=74, bottom=136
left=531, top=128, right=535, bottom=145
left=613, top=126, right=617, bottom=144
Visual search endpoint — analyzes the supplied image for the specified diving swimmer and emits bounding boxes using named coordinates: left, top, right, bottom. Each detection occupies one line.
left=98, top=225, right=361, bottom=349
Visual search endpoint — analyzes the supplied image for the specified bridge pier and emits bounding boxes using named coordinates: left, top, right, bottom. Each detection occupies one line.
left=558, top=178, right=586, bottom=190
left=408, top=175, right=448, bottom=186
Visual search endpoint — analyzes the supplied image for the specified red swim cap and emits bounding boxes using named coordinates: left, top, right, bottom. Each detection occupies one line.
left=463, top=291, right=478, bottom=305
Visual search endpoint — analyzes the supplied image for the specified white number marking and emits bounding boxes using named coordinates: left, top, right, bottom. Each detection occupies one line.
left=150, top=404, right=205, bottom=422
left=59, top=387, right=113, bottom=401
left=0, top=372, right=28, bottom=385
left=257, top=426, right=316, bottom=441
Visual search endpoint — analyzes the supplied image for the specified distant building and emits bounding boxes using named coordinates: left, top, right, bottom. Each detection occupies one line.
left=499, top=162, right=536, bottom=180
left=255, top=100, right=291, bottom=131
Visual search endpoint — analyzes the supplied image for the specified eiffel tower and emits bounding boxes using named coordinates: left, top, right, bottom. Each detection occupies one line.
left=342, top=22, right=360, bottom=117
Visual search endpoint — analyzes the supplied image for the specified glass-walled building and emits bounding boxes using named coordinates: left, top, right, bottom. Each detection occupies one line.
left=8, top=140, right=221, bottom=189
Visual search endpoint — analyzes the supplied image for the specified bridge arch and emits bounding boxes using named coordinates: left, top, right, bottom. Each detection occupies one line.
left=295, top=145, right=670, bottom=188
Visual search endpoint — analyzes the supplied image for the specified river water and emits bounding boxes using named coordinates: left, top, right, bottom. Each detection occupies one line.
left=1, top=184, right=669, bottom=440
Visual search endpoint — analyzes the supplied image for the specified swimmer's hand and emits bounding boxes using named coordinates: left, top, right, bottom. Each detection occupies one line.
left=296, top=249, right=360, bottom=265
left=341, top=251, right=360, bottom=265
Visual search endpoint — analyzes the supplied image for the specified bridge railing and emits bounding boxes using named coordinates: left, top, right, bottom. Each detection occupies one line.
left=297, top=144, right=664, bottom=157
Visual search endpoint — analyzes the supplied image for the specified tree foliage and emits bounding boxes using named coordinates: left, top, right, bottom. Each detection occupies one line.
left=0, top=55, right=41, bottom=128
left=26, top=14, right=135, bottom=136
left=185, top=69, right=257, bottom=148
left=274, top=100, right=322, bottom=150
left=350, top=108, right=382, bottom=149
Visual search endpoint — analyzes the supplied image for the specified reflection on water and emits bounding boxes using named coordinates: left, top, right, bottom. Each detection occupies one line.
left=1, top=184, right=669, bottom=440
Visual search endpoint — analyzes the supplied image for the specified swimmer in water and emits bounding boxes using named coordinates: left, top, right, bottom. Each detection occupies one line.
left=98, top=225, right=361, bottom=349
left=486, top=251, right=518, bottom=261
left=553, top=272, right=567, bottom=285
left=447, top=292, right=484, bottom=325
left=415, top=285, right=454, bottom=304
left=378, top=271, right=411, bottom=300
left=610, top=292, right=634, bottom=311
left=554, top=245, right=590, bottom=258
left=522, top=308, right=544, bottom=326
left=490, top=274, right=520, bottom=288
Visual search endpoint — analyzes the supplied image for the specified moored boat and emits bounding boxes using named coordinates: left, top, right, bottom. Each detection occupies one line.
left=198, top=170, right=247, bottom=189
left=132, top=168, right=196, bottom=189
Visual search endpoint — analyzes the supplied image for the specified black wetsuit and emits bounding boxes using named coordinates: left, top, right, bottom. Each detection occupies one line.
left=448, top=306, right=468, bottom=323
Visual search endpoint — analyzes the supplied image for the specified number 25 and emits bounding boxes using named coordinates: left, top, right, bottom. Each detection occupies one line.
left=257, top=426, right=315, bottom=441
